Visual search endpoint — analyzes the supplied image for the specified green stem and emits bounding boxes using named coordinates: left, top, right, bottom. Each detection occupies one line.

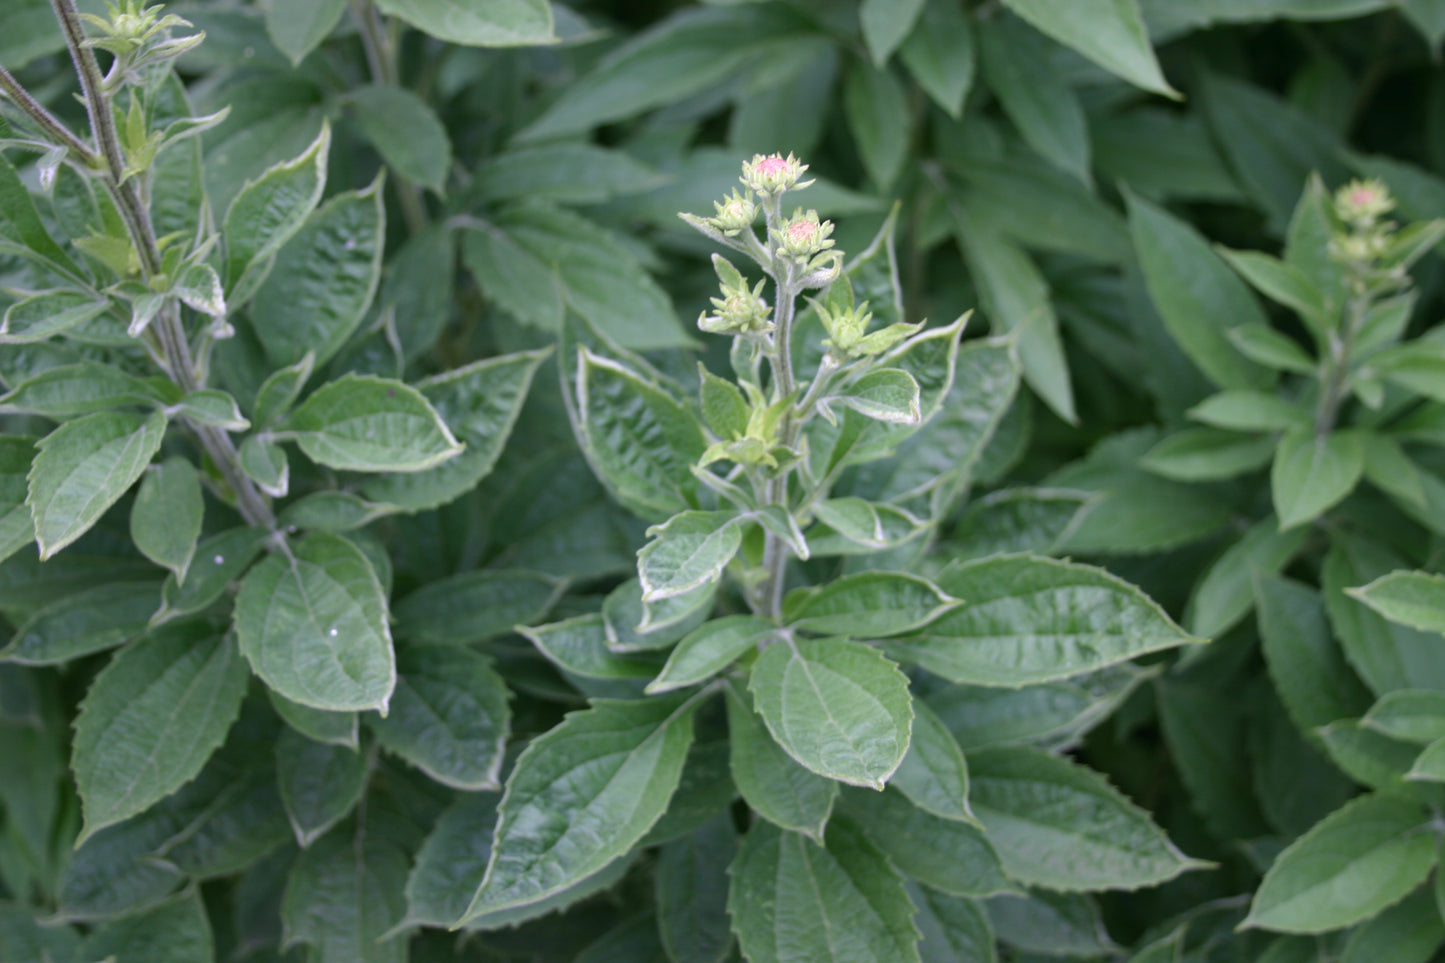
left=0, top=65, right=98, bottom=163
left=1314, top=292, right=1369, bottom=438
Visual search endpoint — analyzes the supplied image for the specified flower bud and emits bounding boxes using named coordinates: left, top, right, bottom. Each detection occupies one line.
left=709, top=189, right=757, bottom=236
left=699, top=279, right=772, bottom=337
left=1334, top=179, right=1394, bottom=229
left=773, top=209, right=834, bottom=261
left=741, top=153, right=813, bottom=197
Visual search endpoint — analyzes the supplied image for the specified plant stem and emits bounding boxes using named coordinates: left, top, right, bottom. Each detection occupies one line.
left=757, top=250, right=802, bottom=618
left=351, top=0, right=429, bottom=235
left=49, top=0, right=276, bottom=531
left=0, top=65, right=99, bottom=163
left=1314, top=292, right=1368, bottom=438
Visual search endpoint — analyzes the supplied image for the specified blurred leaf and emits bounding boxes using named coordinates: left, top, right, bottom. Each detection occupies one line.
left=375, top=0, right=553, bottom=46
left=347, top=85, right=452, bottom=192
left=1001, top=0, right=1177, bottom=97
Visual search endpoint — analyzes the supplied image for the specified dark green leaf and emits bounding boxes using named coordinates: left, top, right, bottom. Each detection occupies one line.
left=276, top=728, right=367, bottom=847
left=655, top=814, right=736, bottom=963
left=1257, top=574, right=1372, bottom=734
left=1, top=580, right=159, bottom=664
left=348, top=85, right=452, bottom=192
left=81, top=889, right=213, bottom=963
left=394, top=568, right=562, bottom=645
left=129, top=457, right=203, bottom=582
left=375, top=0, right=553, bottom=46
left=281, top=822, right=408, bottom=962
left=842, top=786, right=1011, bottom=896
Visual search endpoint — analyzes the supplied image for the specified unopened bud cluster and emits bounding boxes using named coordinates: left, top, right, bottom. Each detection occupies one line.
left=816, top=300, right=919, bottom=361
left=1328, top=179, right=1408, bottom=295
left=81, top=0, right=204, bottom=86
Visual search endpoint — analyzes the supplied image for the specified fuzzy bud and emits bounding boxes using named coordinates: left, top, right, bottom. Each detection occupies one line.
left=741, top=152, right=813, bottom=197
left=699, top=279, right=772, bottom=337
left=773, top=209, right=835, bottom=261
left=709, top=189, right=757, bottom=236
left=1334, top=179, right=1394, bottom=229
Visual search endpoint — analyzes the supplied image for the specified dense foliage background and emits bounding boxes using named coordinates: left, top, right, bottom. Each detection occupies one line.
left=6, top=0, right=1445, bottom=961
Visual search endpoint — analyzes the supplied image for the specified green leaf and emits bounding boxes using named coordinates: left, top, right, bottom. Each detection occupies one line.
left=28, top=410, right=166, bottom=559
left=73, top=625, right=247, bottom=840
left=1256, top=574, right=1371, bottom=734
left=1141, top=427, right=1275, bottom=481
left=0, top=292, right=111, bottom=344
left=1360, top=432, right=1425, bottom=509
left=1271, top=428, right=1366, bottom=530
left=170, top=390, right=250, bottom=431
left=284, top=374, right=462, bottom=473
left=81, top=889, right=213, bottom=963
left=1189, top=390, right=1309, bottom=431
left=369, top=645, right=510, bottom=790
left=276, top=728, right=367, bottom=847
left=281, top=821, right=408, bottom=962
left=475, top=144, right=663, bottom=204
left=0, top=151, right=82, bottom=274
left=810, top=497, right=925, bottom=555
left=1244, top=794, right=1437, bottom=933
left=1317, top=721, right=1423, bottom=798
left=1000, top=0, right=1177, bottom=97
left=0, top=903, right=81, bottom=962
left=375, top=0, right=553, bottom=46
left=523, top=613, right=659, bottom=682
left=861, top=0, right=925, bottom=64
left=461, top=694, right=701, bottom=920
left=890, top=698, right=973, bottom=823
left=239, top=435, right=288, bottom=498
left=1407, top=736, right=1445, bottom=782
left=394, top=569, right=562, bottom=645
left=655, top=814, right=736, bottom=963
left=234, top=531, right=395, bottom=713
left=154, top=527, right=266, bottom=626
left=269, top=689, right=358, bottom=749
left=648, top=615, right=774, bottom=694
left=1363, top=691, right=1445, bottom=744
left=945, top=488, right=1093, bottom=559
left=699, top=365, right=748, bottom=440
left=0, top=436, right=34, bottom=566
left=1341, top=885, right=1444, bottom=963
left=977, top=13, right=1090, bottom=183
left=223, top=124, right=329, bottom=301
left=252, top=352, right=314, bottom=430
left=749, top=637, right=913, bottom=789
left=900, top=0, right=975, bottom=117
left=833, top=368, right=923, bottom=425
left=724, top=680, right=837, bottom=841
left=844, top=62, right=910, bottom=190
left=728, top=817, right=922, bottom=963
left=1324, top=536, right=1445, bottom=695
left=1227, top=323, right=1318, bottom=373
left=347, top=85, right=452, bottom=192
left=784, top=572, right=959, bottom=637
left=638, top=511, right=743, bottom=602
left=912, top=883, right=996, bottom=963
left=988, top=890, right=1119, bottom=958
left=0, top=363, right=163, bottom=418
left=129, top=458, right=203, bottom=582
left=890, top=555, right=1199, bottom=687
left=266, top=0, right=346, bottom=64
left=1186, top=519, right=1309, bottom=639
left=842, top=787, right=1011, bottom=896
left=249, top=180, right=384, bottom=369
left=1349, top=570, right=1445, bottom=636
left=969, top=746, right=1206, bottom=891
left=1218, top=251, right=1328, bottom=332
left=575, top=350, right=705, bottom=521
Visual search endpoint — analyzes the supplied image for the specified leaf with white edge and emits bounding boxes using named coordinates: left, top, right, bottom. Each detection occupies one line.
left=173, top=263, right=226, bottom=318
left=361, top=349, right=549, bottom=511
left=224, top=124, right=329, bottom=301
left=750, top=637, right=913, bottom=789
left=725, top=680, right=837, bottom=840
left=647, top=615, right=776, bottom=694
left=890, top=698, right=974, bottom=823
left=810, top=497, right=925, bottom=555
left=461, top=694, right=701, bottom=920
left=81, top=888, right=214, bottom=963
left=368, top=645, right=509, bottom=790
left=265, top=0, right=347, bottom=64
left=639, top=511, right=744, bottom=602
left=394, top=569, right=562, bottom=645
left=1349, top=570, right=1445, bottom=636
left=656, top=813, right=737, bottom=963
left=728, top=817, right=922, bottom=963
left=375, top=0, right=554, bottom=46
left=784, top=572, right=959, bottom=637
left=576, top=349, right=706, bottom=521
left=832, top=368, right=922, bottom=425
left=1000, top=0, right=1178, bottom=97
left=284, top=375, right=462, bottom=473
left=269, top=689, right=358, bottom=749
left=1272, top=427, right=1366, bottom=530
left=969, top=745, right=1208, bottom=891
left=250, top=180, right=384, bottom=369
left=253, top=351, right=315, bottom=429
left=234, top=532, right=395, bottom=713
left=0, top=435, right=34, bottom=565
left=281, top=821, right=409, bottom=962
left=1, top=291, right=112, bottom=343
left=239, top=435, right=289, bottom=498
left=0, top=363, right=164, bottom=418
left=129, top=457, right=203, bottom=581
left=842, top=786, right=1012, bottom=897
left=522, top=614, right=659, bottom=682
left=348, top=84, right=452, bottom=192
left=276, top=727, right=367, bottom=847
left=170, top=390, right=250, bottom=431
left=889, top=555, right=1199, bottom=688
left=602, top=576, right=715, bottom=652
left=1243, top=793, right=1437, bottom=933
left=1363, top=691, right=1445, bottom=744
left=73, top=625, right=248, bottom=840
left=28, top=409, right=166, bottom=559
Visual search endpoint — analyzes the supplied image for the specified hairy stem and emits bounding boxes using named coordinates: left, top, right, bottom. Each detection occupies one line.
left=0, top=65, right=99, bottom=163
left=1314, top=292, right=1368, bottom=439
left=50, top=0, right=276, bottom=530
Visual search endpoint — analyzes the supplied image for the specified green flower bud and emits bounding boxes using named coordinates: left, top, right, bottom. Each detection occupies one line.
left=741, top=152, right=814, bottom=196
left=773, top=209, right=835, bottom=261
left=709, top=189, right=757, bottom=236
left=699, top=279, right=772, bottom=337
left=1334, top=179, right=1394, bottom=229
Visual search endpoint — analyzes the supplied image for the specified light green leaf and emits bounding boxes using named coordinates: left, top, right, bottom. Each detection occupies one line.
left=728, top=818, right=922, bottom=963
left=1227, top=322, right=1318, bottom=373
left=969, top=745, right=1206, bottom=891
left=889, top=698, right=974, bottom=824
left=647, top=616, right=775, bottom=694
left=842, top=786, right=1011, bottom=896
left=1341, top=885, right=1444, bottom=963
left=276, top=727, right=367, bottom=847
left=861, top=0, right=925, bottom=64
left=72, top=623, right=246, bottom=842
left=281, top=821, right=408, bottom=962
left=234, top=532, right=395, bottom=713
left=844, top=62, right=910, bottom=190
left=833, top=367, right=923, bottom=425
left=1126, top=191, right=1274, bottom=390
left=1324, top=536, right=1445, bottom=695
left=1316, top=721, right=1423, bottom=798
left=784, top=572, right=958, bottom=637
left=1360, top=432, right=1425, bottom=509
left=1244, top=793, right=1437, bottom=933
left=725, top=680, right=837, bottom=841
left=369, top=645, right=510, bottom=790
left=1001, top=0, right=1177, bottom=97
left=461, top=694, right=701, bottom=920
left=28, top=409, right=166, bottom=559
left=699, top=364, right=748, bottom=439
left=810, top=497, right=925, bottom=555
left=1256, top=574, right=1371, bottom=733
left=269, top=689, right=358, bottom=750
left=266, top=0, right=346, bottom=64
left=1141, top=427, right=1275, bottom=481
left=891, top=555, right=1199, bottom=687
left=749, top=637, right=913, bottom=789
left=394, top=568, right=562, bottom=645
left=977, top=13, right=1089, bottom=183
left=1271, top=428, right=1366, bottom=530
left=252, top=351, right=315, bottom=430
left=0, top=291, right=113, bottom=344
left=1349, top=570, right=1445, bottom=636
left=1407, top=736, right=1445, bottom=782
left=1189, top=390, right=1309, bottom=431
left=0, top=150, right=82, bottom=272
left=1185, top=519, right=1309, bottom=639
left=347, top=85, right=452, bottom=192
left=0, top=363, right=164, bottom=418
left=223, top=124, right=329, bottom=301
left=522, top=613, right=659, bottom=682
left=1362, top=691, right=1445, bottom=744
left=1218, top=250, right=1327, bottom=331
left=655, top=814, right=736, bottom=963
left=576, top=350, right=706, bottom=521
left=284, top=374, right=462, bottom=473
left=129, top=457, right=203, bottom=582
left=81, top=889, right=213, bottom=963
left=173, top=263, right=227, bottom=319
left=239, top=435, right=288, bottom=498
left=375, top=0, right=553, bottom=46
left=169, top=390, right=250, bottom=431
left=605, top=573, right=715, bottom=652
left=638, top=511, right=743, bottom=602
left=250, top=180, right=384, bottom=369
